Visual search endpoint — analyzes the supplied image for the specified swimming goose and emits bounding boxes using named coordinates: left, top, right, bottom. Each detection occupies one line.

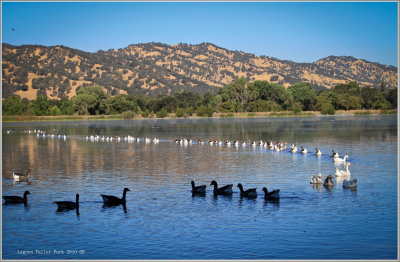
left=315, top=148, right=322, bottom=156
left=191, top=181, right=206, bottom=195
left=210, top=180, right=233, bottom=195
left=310, top=173, right=323, bottom=184
left=237, top=183, right=257, bottom=198
left=343, top=178, right=357, bottom=188
left=323, top=175, right=334, bottom=187
left=335, top=162, right=352, bottom=176
left=101, top=188, right=131, bottom=205
left=333, top=155, right=349, bottom=163
left=301, top=146, right=308, bottom=154
left=262, top=187, right=280, bottom=200
left=331, top=150, right=339, bottom=158
left=54, top=194, right=79, bottom=211
left=3, top=191, right=30, bottom=204
left=290, top=144, right=298, bottom=153
left=13, top=169, right=31, bottom=181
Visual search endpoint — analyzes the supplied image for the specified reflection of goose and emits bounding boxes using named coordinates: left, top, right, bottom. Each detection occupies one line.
left=13, top=169, right=31, bottom=181
left=54, top=194, right=79, bottom=211
left=335, top=162, right=352, bottom=176
left=333, top=155, right=349, bottom=163
left=101, top=188, right=130, bottom=205
left=323, top=175, right=334, bottom=187
left=237, top=183, right=257, bottom=198
left=310, top=173, right=323, bottom=184
left=191, top=181, right=206, bottom=194
left=315, top=148, right=322, bottom=156
left=262, top=187, right=280, bottom=200
left=343, top=178, right=357, bottom=188
left=210, top=180, right=233, bottom=195
left=3, top=191, right=30, bottom=204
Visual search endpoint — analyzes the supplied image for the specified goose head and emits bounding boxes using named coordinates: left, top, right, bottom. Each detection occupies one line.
left=210, top=180, right=218, bottom=187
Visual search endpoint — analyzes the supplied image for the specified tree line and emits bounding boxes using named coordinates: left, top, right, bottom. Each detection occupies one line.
left=2, top=79, right=397, bottom=118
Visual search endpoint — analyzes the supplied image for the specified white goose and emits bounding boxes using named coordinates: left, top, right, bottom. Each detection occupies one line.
left=301, top=146, right=308, bottom=154
left=335, top=162, right=352, bottom=177
left=310, top=173, right=323, bottom=184
left=290, top=144, right=298, bottom=153
left=315, top=148, right=322, bottom=156
left=331, top=149, right=339, bottom=158
left=333, top=155, right=349, bottom=163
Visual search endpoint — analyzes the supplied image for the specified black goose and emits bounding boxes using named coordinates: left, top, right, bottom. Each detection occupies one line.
left=191, top=181, right=206, bottom=195
left=210, top=180, right=233, bottom=196
left=237, top=183, right=257, bottom=198
left=101, top=188, right=130, bottom=205
left=54, top=194, right=79, bottom=211
left=262, top=187, right=280, bottom=200
left=3, top=191, right=30, bottom=204
left=323, top=175, right=335, bottom=187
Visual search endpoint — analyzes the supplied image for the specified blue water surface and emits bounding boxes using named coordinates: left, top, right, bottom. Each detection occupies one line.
left=2, top=115, right=398, bottom=259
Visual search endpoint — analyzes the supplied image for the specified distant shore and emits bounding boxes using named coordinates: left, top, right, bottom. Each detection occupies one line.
left=2, top=109, right=396, bottom=122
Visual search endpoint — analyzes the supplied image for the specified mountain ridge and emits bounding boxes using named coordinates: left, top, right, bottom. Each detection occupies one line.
left=2, top=42, right=397, bottom=100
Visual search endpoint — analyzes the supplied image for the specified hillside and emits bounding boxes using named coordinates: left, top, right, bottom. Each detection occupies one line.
left=2, top=42, right=397, bottom=100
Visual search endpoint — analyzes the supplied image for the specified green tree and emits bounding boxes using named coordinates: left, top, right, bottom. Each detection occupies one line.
left=316, top=90, right=338, bottom=110
left=49, top=105, right=62, bottom=116
left=59, top=96, right=75, bottom=115
left=175, top=108, right=185, bottom=117
left=386, top=88, right=397, bottom=109
left=333, top=81, right=361, bottom=96
left=30, top=94, right=51, bottom=116
left=72, top=86, right=109, bottom=115
left=156, top=108, right=168, bottom=118
left=2, top=95, right=28, bottom=115
left=196, top=105, right=214, bottom=117
left=107, top=95, right=136, bottom=114
left=288, top=83, right=317, bottom=111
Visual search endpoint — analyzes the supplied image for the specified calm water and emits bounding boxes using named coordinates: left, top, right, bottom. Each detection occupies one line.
left=2, top=115, right=398, bottom=260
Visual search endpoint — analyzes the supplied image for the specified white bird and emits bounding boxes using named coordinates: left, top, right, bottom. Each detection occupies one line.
left=343, top=178, right=357, bottom=188
left=333, top=155, right=349, bottom=163
left=335, top=162, right=352, bottom=176
left=331, top=149, right=339, bottom=158
left=290, top=144, right=298, bottom=153
left=310, top=173, right=323, bottom=184
left=315, top=148, right=322, bottom=156
left=301, top=146, right=307, bottom=154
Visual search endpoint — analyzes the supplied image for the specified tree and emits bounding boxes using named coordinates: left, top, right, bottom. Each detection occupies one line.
left=316, top=90, right=338, bottom=110
left=2, top=95, right=28, bottom=115
left=107, top=95, right=136, bottom=114
left=386, top=88, right=397, bottom=109
left=59, top=96, right=75, bottom=115
left=30, top=94, right=51, bottom=116
left=333, top=81, right=361, bottom=96
left=72, top=86, right=109, bottom=115
left=288, top=83, right=316, bottom=111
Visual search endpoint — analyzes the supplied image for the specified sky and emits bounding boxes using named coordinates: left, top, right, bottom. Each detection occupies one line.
left=1, top=1, right=398, bottom=67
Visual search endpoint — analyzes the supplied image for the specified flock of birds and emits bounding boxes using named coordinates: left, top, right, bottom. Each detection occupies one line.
left=5, top=129, right=357, bottom=213
left=3, top=188, right=132, bottom=215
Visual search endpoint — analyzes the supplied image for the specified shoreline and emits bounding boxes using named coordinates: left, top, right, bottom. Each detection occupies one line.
left=2, top=109, right=396, bottom=122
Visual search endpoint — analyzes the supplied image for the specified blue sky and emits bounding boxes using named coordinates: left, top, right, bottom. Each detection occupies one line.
left=2, top=2, right=398, bottom=66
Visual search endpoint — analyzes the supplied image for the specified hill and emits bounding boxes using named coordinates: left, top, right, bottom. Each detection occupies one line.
left=2, top=42, right=397, bottom=100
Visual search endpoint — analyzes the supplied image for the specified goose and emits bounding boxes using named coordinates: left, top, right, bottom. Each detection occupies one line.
left=333, top=155, right=349, bottom=163
left=225, top=141, right=231, bottom=147
left=262, top=187, right=280, bottom=200
left=191, top=181, right=206, bottom=195
left=101, top=188, right=130, bottom=205
left=241, top=141, right=246, bottom=147
left=210, top=180, right=233, bottom=195
left=323, top=175, right=334, bottom=187
left=331, top=150, right=339, bottom=158
left=237, top=183, right=257, bottom=198
left=290, top=144, right=298, bottom=153
left=54, top=194, right=79, bottom=211
left=251, top=141, right=257, bottom=147
left=335, top=162, right=352, bottom=176
left=301, top=146, right=308, bottom=154
left=343, top=178, right=357, bottom=188
left=13, top=169, right=31, bottom=181
left=3, top=191, right=30, bottom=204
left=315, top=148, right=322, bottom=156
left=310, top=173, right=323, bottom=184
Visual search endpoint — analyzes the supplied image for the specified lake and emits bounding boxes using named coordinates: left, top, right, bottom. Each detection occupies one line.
left=2, top=115, right=398, bottom=260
